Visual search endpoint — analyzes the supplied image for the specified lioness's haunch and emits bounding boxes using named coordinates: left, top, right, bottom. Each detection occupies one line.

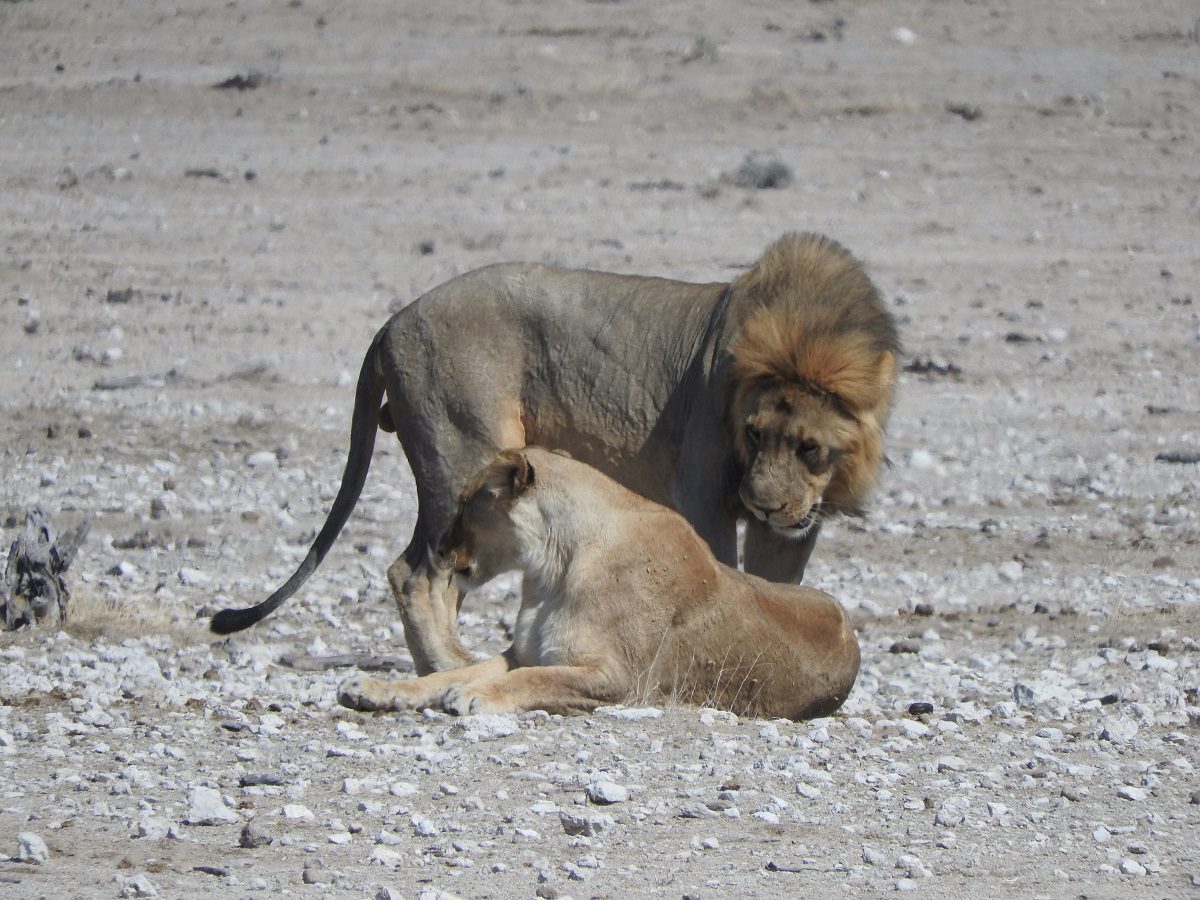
left=211, top=233, right=897, bottom=678
left=338, top=448, right=861, bottom=720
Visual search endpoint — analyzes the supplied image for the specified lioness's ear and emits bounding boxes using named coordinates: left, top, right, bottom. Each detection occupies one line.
left=509, top=452, right=535, bottom=497
left=491, top=449, right=535, bottom=499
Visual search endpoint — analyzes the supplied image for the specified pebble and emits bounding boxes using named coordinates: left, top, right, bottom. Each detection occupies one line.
left=595, top=706, right=663, bottom=721
left=282, top=803, right=315, bottom=821
left=411, top=814, right=440, bottom=836
left=1119, top=858, right=1147, bottom=876
left=239, top=822, right=273, bottom=848
left=302, top=859, right=332, bottom=884
left=795, top=782, right=822, bottom=800
left=119, top=874, right=159, bottom=897
left=1117, top=786, right=1148, bottom=802
left=16, top=832, right=49, bottom=864
left=560, top=811, right=614, bottom=837
left=137, top=815, right=172, bottom=840
left=586, top=780, right=628, bottom=804
left=185, top=786, right=239, bottom=825
left=370, top=846, right=405, bottom=867
left=453, top=715, right=517, bottom=742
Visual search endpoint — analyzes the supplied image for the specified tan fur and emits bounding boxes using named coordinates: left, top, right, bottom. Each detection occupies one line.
left=212, top=232, right=896, bottom=682
left=338, top=449, right=860, bottom=720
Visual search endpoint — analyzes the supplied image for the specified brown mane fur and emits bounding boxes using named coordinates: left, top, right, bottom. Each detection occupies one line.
left=728, top=233, right=900, bottom=514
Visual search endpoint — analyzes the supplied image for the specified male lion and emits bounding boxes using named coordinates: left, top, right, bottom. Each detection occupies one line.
left=211, top=232, right=898, bottom=676
left=338, top=448, right=860, bottom=720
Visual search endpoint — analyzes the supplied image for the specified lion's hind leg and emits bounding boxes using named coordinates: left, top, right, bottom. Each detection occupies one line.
left=338, top=653, right=512, bottom=713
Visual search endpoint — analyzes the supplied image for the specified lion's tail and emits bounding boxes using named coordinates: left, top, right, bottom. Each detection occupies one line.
left=210, top=327, right=387, bottom=635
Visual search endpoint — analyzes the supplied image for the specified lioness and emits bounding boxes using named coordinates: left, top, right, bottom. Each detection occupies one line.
left=338, top=448, right=860, bottom=720
left=212, top=233, right=898, bottom=676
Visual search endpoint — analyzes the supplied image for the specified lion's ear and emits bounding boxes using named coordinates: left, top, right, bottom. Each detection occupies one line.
left=873, top=350, right=896, bottom=391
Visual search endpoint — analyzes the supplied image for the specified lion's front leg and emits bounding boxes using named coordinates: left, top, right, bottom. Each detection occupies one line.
left=339, top=653, right=513, bottom=713
left=389, top=554, right=478, bottom=675
left=742, top=517, right=820, bottom=584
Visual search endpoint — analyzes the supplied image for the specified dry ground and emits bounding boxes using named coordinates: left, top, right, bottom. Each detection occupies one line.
left=2, top=1, right=1199, bottom=897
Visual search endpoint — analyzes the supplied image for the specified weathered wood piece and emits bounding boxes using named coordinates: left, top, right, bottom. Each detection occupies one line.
left=2, top=509, right=90, bottom=630
left=278, top=653, right=411, bottom=673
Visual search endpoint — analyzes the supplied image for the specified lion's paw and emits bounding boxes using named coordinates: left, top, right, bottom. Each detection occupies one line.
left=338, top=675, right=411, bottom=712
left=441, top=685, right=513, bottom=716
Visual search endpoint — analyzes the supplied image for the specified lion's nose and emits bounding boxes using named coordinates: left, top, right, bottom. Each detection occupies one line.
left=744, top=499, right=783, bottom=521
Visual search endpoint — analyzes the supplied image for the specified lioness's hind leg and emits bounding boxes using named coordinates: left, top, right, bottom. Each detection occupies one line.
left=389, top=552, right=477, bottom=676
left=442, top=663, right=631, bottom=717
left=339, top=653, right=512, bottom=713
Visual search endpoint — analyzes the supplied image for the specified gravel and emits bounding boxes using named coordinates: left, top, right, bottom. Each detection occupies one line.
left=2, top=0, right=1199, bottom=897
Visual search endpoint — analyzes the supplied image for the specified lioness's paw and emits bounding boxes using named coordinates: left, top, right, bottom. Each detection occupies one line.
left=338, top=675, right=411, bottom=712
left=441, top=685, right=512, bottom=716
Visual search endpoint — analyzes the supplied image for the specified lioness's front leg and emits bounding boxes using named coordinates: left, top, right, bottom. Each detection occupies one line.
left=388, top=552, right=477, bottom=675
left=338, top=653, right=512, bottom=712
left=442, top=662, right=631, bottom=717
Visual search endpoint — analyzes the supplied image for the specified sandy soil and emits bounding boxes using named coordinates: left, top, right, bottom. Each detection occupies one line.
left=2, top=1, right=1199, bottom=897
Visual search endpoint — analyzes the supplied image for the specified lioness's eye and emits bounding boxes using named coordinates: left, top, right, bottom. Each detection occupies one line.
left=746, top=424, right=761, bottom=446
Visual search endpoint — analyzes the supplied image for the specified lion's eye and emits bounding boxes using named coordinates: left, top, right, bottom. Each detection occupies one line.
left=746, top=424, right=761, bottom=447
left=796, top=439, right=820, bottom=460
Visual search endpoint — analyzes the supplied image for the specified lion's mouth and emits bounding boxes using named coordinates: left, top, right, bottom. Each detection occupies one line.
left=768, top=516, right=817, bottom=540
left=741, top=494, right=819, bottom=540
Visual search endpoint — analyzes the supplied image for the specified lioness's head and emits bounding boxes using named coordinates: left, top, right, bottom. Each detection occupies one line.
left=436, top=450, right=535, bottom=586
left=728, top=233, right=899, bottom=535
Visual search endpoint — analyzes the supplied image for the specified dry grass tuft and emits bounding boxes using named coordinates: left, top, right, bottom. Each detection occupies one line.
left=62, top=585, right=202, bottom=644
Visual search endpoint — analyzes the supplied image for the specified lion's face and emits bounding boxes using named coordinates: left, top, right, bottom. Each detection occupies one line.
left=732, top=380, right=863, bottom=539
left=435, top=451, right=533, bottom=587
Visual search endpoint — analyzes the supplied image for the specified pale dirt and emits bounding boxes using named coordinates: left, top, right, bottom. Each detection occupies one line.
left=2, top=1, right=1199, bottom=898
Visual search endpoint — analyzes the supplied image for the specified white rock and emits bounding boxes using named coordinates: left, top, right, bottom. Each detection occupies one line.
left=185, top=786, right=239, bottom=825
left=370, top=846, right=405, bottom=867
left=137, top=815, right=172, bottom=840
left=454, top=714, right=517, bottom=742
left=934, top=796, right=970, bottom=827
left=795, top=782, right=822, bottom=800
left=178, top=567, right=211, bottom=587
left=862, top=845, right=887, bottom=866
left=891, top=27, right=916, bottom=45
left=998, top=561, right=1024, bottom=583
left=119, top=874, right=159, bottom=898
left=411, top=814, right=440, bottom=836
left=1116, top=786, right=1148, bottom=802
left=282, top=803, right=315, bottom=821
left=1120, top=858, right=1147, bottom=876
left=698, top=709, right=738, bottom=726
left=586, top=780, right=628, bottom=804
left=16, top=831, right=49, bottom=864
left=907, top=449, right=937, bottom=470
left=245, top=451, right=278, bottom=468
left=1100, top=717, right=1139, bottom=743
left=560, top=811, right=615, bottom=837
